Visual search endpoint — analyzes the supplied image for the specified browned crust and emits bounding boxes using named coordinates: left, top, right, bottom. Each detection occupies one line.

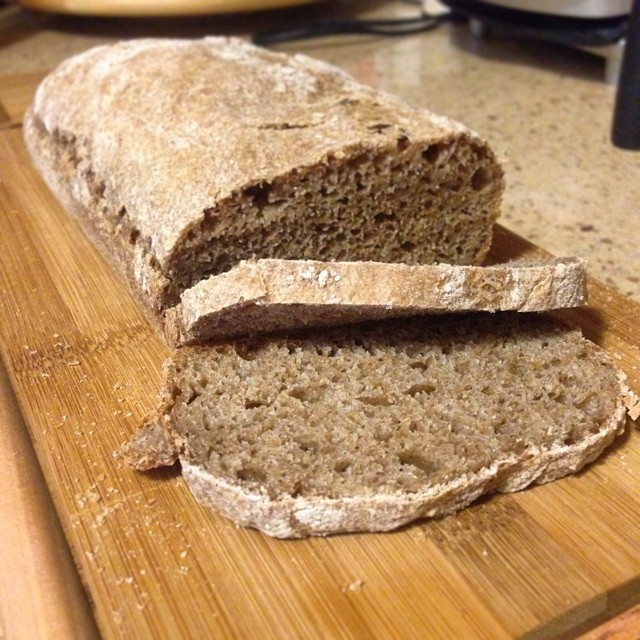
left=24, top=37, right=504, bottom=317
left=166, top=257, right=588, bottom=344
left=23, top=107, right=170, bottom=324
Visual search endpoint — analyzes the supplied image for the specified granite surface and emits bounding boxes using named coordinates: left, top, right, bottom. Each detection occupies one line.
left=1, top=1, right=638, bottom=299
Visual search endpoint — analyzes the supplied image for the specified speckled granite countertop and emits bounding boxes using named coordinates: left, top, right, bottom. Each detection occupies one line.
left=1, top=1, right=638, bottom=300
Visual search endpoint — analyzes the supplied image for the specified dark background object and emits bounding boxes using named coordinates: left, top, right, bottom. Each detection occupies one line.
left=252, top=8, right=452, bottom=45
left=613, top=0, right=640, bottom=149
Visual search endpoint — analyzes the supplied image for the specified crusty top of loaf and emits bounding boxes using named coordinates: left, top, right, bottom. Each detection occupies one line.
left=31, top=37, right=476, bottom=266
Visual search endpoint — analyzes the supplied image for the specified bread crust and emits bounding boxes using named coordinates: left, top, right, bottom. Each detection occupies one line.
left=166, top=257, right=588, bottom=344
left=24, top=37, right=504, bottom=315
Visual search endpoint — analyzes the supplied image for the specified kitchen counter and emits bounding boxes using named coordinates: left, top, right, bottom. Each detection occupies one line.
left=1, top=3, right=639, bottom=639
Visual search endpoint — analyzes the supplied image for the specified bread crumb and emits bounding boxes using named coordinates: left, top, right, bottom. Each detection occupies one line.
left=93, top=503, right=123, bottom=528
left=317, top=269, right=330, bottom=287
left=112, top=610, right=124, bottom=626
left=346, top=579, right=363, bottom=592
left=624, top=389, right=640, bottom=421
left=75, top=484, right=101, bottom=508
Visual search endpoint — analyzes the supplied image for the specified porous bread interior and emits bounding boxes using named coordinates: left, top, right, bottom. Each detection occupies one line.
left=166, top=313, right=621, bottom=501
left=32, top=114, right=501, bottom=311
left=166, top=137, right=502, bottom=307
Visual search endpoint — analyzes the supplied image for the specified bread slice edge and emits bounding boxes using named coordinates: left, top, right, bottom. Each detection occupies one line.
left=166, top=257, right=588, bottom=345
left=179, top=381, right=628, bottom=539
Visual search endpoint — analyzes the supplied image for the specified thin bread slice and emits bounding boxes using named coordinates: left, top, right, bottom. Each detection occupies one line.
left=165, top=257, right=588, bottom=344
left=117, top=313, right=632, bottom=538
left=24, top=37, right=504, bottom=317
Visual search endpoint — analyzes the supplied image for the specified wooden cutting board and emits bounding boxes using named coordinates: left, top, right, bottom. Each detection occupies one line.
left=1, top=118, right=639, bottom=639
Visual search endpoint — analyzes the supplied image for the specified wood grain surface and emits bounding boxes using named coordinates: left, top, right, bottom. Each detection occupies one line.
left=1, top=110, right=639, bottom=639
left=0, top=71, right=45, bottom=129
left=0, top=360, right=99, bottom=640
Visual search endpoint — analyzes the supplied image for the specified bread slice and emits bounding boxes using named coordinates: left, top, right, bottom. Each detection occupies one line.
left=166, top=257, right=588, bottom=344
left=23, top=37, right=504, bottom=317
left=118, top=313, right=631, bottom=538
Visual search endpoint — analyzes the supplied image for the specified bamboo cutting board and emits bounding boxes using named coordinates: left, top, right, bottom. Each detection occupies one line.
left=1, top=121, right=639, bottom=640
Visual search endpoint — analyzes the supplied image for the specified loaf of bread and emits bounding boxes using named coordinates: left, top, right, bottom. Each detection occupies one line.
left=29, top=37, right=629, bottom=541
left=24, top=37, right=504, bottom=317
left=166, top=257, right=588, bottom=344
left=117, top=313, right=631, bottom=538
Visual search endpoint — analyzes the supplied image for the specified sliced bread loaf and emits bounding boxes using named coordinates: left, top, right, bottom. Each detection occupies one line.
left=118, top=313, right=631, bottom=538
left=24, top=37, right=504, bottom=316
left=166, top=257, right=587, bottom=344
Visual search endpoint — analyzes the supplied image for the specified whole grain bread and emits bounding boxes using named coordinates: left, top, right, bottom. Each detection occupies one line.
left=117, top=313, right=631, bottom=538
left=23, top=37, right=504, bottom=317
left=166, top=257, right=587, bottom=344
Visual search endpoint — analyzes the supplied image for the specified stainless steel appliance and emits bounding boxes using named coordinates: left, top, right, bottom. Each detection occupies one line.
left=464, top=1, right=631, bottom=18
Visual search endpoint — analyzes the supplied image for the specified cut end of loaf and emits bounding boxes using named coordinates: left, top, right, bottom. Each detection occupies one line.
left=148, top=313, right=627, bottom=537
left=163, top=134, right=504, bottom=308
